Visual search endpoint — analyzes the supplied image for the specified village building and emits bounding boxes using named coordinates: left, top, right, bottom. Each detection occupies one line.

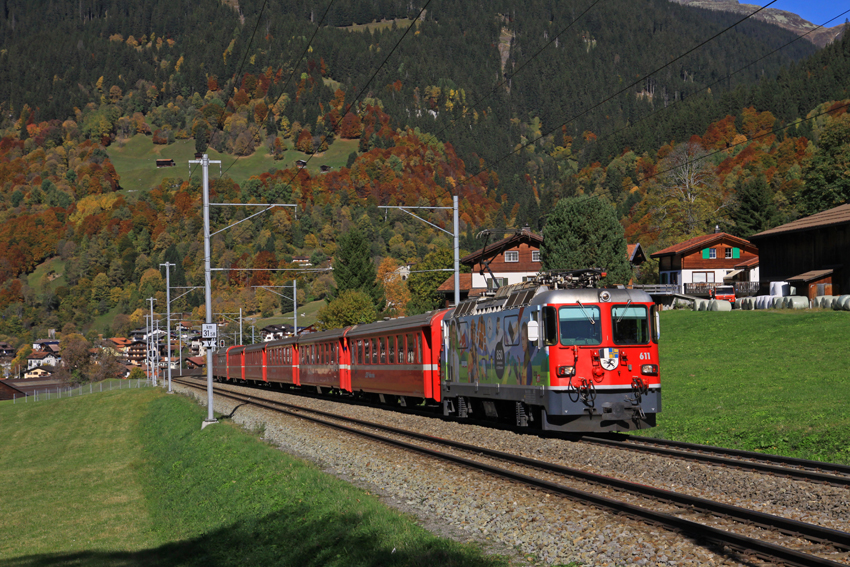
left=750, top=203, right=850, bottom=299
left=26, top=351, right=60, bottom=370
left=23, top=366, right=58, bottom=380
left=650, top=232, right=760, bottom=296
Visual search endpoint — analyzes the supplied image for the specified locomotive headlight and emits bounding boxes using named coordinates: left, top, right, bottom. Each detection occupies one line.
left=557, top=365, right=576, bottom=377
left=641, top=364, right=658, bottom=376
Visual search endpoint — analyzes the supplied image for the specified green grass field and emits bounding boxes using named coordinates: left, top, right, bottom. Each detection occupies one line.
left=649, top=309, right=850, bottom=464
left=26, top=257, right=66, bottom=294
left=107, top=134, right=359, bottom=193
left=256, top=298, right=325, bottom=329
left=0, top=389, right=510, bottom=567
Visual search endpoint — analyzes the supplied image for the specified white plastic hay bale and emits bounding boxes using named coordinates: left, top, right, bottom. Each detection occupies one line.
left=841, top=295, right=850, bottom=311
left=745, top=297, right=755, bottom=310
left=754, top=296, right=768, bottom=309
left=709, top=300, right=732, bottom=312
left=694, top=299, right=705, bottom=311
left=819, top=296, right=834, bottom=309
left=770, top=281, right=790, bottom=297
left=771, top=296, right=784, bottom=309
left=833, top=295, right=850, bottom=310
left=787, top=296, right=808, bottom=310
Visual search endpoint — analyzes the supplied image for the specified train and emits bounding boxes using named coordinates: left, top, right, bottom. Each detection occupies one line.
left=212, top=269, right=661, bottom=432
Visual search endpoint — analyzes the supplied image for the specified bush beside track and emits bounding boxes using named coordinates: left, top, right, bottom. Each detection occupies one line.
left=0, top=389, right=512, bottom=567
left=643, top=309, right=850, bottom=464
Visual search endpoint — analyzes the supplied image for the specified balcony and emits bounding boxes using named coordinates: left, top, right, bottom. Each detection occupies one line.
left=683, top=282, right=760, bottom=297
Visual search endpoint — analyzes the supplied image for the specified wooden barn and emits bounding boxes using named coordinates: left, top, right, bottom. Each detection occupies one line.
left=750, top=204, right=850, bottom=299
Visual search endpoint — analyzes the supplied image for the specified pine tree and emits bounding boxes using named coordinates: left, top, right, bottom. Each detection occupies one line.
left=732, top=176, right=778, bottom=238
left=540, top=196, right=632, bottom=284
left=330, top=228, right=384, bottom=310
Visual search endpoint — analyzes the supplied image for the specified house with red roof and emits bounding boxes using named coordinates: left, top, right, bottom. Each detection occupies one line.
left=650, top=232, right=759, bottom=295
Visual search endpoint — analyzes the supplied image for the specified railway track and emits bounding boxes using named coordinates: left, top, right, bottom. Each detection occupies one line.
left=578, top=434, right=850, bottom=488
left=174, top=377, right=850, bottom=567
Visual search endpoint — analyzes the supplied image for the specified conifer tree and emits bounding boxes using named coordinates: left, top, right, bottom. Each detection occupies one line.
left=540, top=196, right=632, bottom=284
left=732, top=176, right=778, bottom=237
left=330, top=228, right=384, bottom=310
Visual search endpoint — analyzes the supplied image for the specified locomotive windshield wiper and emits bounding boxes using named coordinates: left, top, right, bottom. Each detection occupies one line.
left=615, top=299, right=632, bottom=324
left=575, top=301, right=595, bottom=325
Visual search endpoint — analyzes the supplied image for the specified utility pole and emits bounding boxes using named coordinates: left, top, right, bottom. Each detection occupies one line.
left=161, top=262, right=174, bottom=394
left=147, top=297, right=157, bottom=386
left=189, top=153, right=221, bottom=427
left=239, top=307, right=243, bottom=346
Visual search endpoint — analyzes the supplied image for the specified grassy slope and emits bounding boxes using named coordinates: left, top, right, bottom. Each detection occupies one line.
left=255, top=298, right=325, bottom=329
left=107, top=134, right=359, bottom=193
left=649, top=309, right=850, bottom=464
left=26, top=257, right=66, bottom=294
left=0, top=389, right=511, bottom=567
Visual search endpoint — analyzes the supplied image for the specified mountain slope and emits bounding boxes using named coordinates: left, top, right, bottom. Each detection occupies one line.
left=670, top=0, right=846, bottom=47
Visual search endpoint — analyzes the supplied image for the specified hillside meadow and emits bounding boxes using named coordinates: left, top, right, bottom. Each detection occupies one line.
left=0, top=389, right=511, bottom=567
left=649, top=309, right=850, bottom=464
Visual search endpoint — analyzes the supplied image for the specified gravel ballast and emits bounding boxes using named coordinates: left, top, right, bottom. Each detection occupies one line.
left=175, top=381, right=850, bottom=566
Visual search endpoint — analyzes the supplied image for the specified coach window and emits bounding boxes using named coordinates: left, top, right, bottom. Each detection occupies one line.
left=388, top=337, right=395, bottom=364
left=558, top=306, right=602, bottom=346
left=397, top=335, right=404, bottom=363
left=612, top=305, right=649, bottom=345
left=379, top=337, right=386, bottom=364
left=370, top=338, right=377, bottom=364
left=416, top=334, right=422, bottom=363
left=406, top=334, right=415, bottom=363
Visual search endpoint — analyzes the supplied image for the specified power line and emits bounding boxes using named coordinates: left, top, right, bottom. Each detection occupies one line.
left=265, top=1, right=433, bottom=198
left=429, top=0, right=606, bottom=143
left=587, top=8, right=850, bottom=157
left=449, top=0, right=779, bottom=192
left=221, top=0, right=338, bottom=178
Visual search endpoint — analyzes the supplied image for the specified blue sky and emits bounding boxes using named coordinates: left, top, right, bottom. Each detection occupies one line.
left=772, top=0, right=849, bottom=27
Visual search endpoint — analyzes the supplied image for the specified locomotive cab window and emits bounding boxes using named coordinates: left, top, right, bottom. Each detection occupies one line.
left=612, top=305, right=649, bottom=345
left=558, top=306, right=602, bottom=346
left=543, top=307, right=558, bottom=346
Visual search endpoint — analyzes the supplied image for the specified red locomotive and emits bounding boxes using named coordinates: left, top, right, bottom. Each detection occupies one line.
left=212, top=269, right=660, bottom=432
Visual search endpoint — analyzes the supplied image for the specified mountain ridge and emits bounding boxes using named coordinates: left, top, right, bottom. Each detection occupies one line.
left=669, top=0, right=846, bottom=47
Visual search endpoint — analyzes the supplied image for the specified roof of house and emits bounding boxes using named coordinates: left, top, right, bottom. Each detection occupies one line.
left=734, top=256, right=760, bottom=269
left=27, top=351, right=53, bottom=360
left=460, top=227, right=543, bottom=266
left=25, top=366, right=57, bottom=375
left=436, top=273, right=489, bottom=298
left=650, top=232, right=755, bottom=258
left=787, top=269, right=834, bottom=283
left=750, top=204, right=850, bottom=239
left=109, top=337, right=132, bottom=347
left=185, top=356, right=206, bottom=366
left=626, top=243, right=647, bottom=264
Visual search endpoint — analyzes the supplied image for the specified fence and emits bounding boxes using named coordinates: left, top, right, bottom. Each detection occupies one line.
left=8, top=379, right=154, bottom=404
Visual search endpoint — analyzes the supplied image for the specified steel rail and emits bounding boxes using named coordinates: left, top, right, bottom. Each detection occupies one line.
left=175, top=378, right=850, bottom=565
left=584, top=434, right=850, bottom=479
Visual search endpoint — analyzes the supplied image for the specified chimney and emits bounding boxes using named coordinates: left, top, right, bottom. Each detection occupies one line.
left=714, top=224, right=720, bottom=234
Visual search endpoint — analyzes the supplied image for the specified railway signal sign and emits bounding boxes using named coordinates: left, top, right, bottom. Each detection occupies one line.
left=202, top=324, right=217, bottom=339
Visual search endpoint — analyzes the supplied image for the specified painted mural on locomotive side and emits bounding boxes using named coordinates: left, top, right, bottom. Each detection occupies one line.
left=447, top=305, right=550, bottom=387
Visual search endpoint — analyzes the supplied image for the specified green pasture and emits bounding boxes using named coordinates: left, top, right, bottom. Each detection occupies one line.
left=647, top=309, right=850, bottom=464
left=26, top=257, right=66, bottom=294
left=0, top=388, right=510, bottom=567
left=107, top=134, right=359, bottom=194
left=256, top=298, right=325, bottom=329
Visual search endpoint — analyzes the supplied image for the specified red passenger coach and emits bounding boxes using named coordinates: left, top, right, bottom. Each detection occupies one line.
left=297, top=328, right=346, bottom=391
left=265, top=338, right=299, bottom=385
left=226, top=346, right=245, bottom=382
left=347, top=311, right=448, bottom=402
left=243, top=343, right=266, bottom=383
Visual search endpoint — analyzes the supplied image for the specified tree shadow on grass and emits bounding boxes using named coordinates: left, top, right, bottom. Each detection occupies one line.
left=0, top=503, right=507, bottom=567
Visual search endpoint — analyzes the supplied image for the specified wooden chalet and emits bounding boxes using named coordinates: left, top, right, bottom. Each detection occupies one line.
left=156, top=158, right=176, bottom=168
left=0, top=379, right=25, bottom=401
left=23, top=366, right=58, bottom=380
left=127, top=341, right=148, bottom=366
left=650, top=232, right=759, bottom=296
left=750, top=203, right=850, bottom=299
